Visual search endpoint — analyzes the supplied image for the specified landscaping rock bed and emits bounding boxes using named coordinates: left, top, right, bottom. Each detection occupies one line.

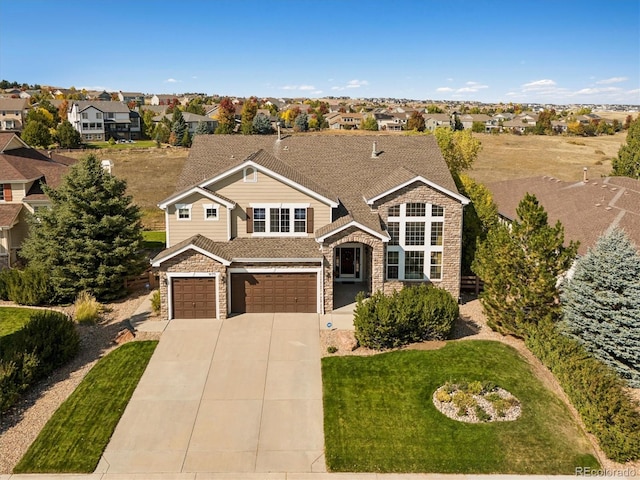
left=432, top=381, right=521, bottom=423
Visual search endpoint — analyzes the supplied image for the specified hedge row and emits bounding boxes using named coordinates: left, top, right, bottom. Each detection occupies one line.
left=354, top=284, right=458, bottom=349
left=0, top=310, right=80, bottom=412
left=525, top=319, right=640, bottom=462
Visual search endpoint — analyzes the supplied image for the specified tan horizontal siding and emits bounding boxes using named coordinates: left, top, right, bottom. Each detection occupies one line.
left=167, top=192, right=229, bottom=245
left=214, top=171, right=332, bottom=238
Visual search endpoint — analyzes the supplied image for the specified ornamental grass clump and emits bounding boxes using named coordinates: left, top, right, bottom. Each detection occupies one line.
left=74, top=291, right=102, bottom=324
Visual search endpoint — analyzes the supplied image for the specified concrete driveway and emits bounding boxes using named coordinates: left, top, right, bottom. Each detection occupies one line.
left=98, top=313, right=325, bottom=474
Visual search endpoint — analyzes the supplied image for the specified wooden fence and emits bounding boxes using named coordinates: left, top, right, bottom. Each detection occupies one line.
left=460, top=275, right=484, bottom=295
left=124, top=269, right=158, bottom=291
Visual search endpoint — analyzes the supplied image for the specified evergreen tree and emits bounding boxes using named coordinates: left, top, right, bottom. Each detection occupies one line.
left=293, top=112, right=308, bottom=132
left=473, top=194, right=578, bottom=336
left=611, top=115, right=640, bottom=179
left=215, top=97, right=236, bottom=134
left=55, top=120, right=82, bottom=148
left=240, top=97, right=258, bottom=134
left=194, top=120, right=211, bottom=135
left=21, top=120, right=52, bottom=148
left=20, top=155, right=145, bottom=302
left=181, top=129, right=192, bottom=147
left=171, top=109, right=187, bottom=145
left=561, top=228, right=640, bottom=387
left=252, top=113, right=272, bottom=134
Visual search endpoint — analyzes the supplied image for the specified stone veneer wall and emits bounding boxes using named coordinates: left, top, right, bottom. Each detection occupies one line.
left=156, top=250, right=227, bottom=320
left=321, top=226, right=385, bottom=313
left=374, top=181, right=464, bottom=301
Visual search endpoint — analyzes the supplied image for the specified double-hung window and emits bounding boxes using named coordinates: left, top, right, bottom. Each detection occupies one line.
left=176, top=203, right=191, bottom=220
left=251, top=204, right=308, bottom=236
left=203, top=203, right=219, bottom=220
left=385, top=202, right=445, bottom=281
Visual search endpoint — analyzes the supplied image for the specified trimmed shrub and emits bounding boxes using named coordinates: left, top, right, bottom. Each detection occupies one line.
left=0, top=267, right=52, bottom=306
left=74, top=291, right=102, bottom=324
left=354, top=284, right=458, bottom=349
left=0, top=310, right=79, bottom=412
left=525, top=319, right=640, bottom=462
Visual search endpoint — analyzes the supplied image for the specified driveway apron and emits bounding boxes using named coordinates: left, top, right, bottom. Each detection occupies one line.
left=99, top=313, right=325, bottom=474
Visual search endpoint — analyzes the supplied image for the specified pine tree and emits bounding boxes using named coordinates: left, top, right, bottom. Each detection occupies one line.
left=252, top=113, right=272, bottom=134
left=293, top=112, right=308, bottom=132
left=171, top=109, right=187, bottom=145
left=181, top=129, right=192, bottom=147
left=20, top=155, right=145, bottom=302
left=473, top=193, right=578, bottom=336
left=561, top=228, right=640, bottom=387
left=194, top=120, right=211, bottom=135
left=611, top=115, right=640, bottom=179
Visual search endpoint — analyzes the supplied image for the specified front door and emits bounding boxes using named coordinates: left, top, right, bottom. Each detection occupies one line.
left=335, top=245, right=362, bottom=281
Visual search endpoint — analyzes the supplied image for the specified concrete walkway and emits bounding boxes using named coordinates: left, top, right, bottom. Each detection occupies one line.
left=97, top=313, right=325, bottom=474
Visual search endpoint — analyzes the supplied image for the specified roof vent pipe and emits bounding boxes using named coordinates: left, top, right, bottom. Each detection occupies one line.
left=583, top=167, right=588, bottom=183
left=371, top=141, right=378, bottom=158
left=277, top=123, right=281, bottom=141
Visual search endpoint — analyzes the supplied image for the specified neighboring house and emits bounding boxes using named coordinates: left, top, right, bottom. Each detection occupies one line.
left=551, top=120, right=568, bottom=133
left=459, top=114, right=492, bottom=130
left=151, top=94, right=180, bottom=106
left=327, top=112, right=364, bottom=129
left=152, top=135, right=469, bottom=320
left=502, top=119, right=533, bottom=134
left=152, top=112, right=217, bottom=134
left=0, top=98, right=29, bottom=132
left=118, top=91, right=145, bottom=104
left=373, top=112, right=404, bottom=131
left=489, top=174, right=640, bottom=256
left=424, top=113, right=452, bottom=132
left=68, top=101, right=140, bottom=141
left=0, top=133, right=75, bottom=268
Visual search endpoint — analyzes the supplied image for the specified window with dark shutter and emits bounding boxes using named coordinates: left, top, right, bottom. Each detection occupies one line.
left=246, top=207, right=253, bottom=233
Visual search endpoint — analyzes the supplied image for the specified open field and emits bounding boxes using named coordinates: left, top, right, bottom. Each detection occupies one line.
left=60, top=128, right=630, bottom=227
left=469, top=132, right=627, bottom=184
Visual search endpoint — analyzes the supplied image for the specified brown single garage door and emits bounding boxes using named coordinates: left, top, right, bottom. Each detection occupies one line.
left=231, top=273, right=316, bottom=314
left=172, top=277, right=216, bottom=319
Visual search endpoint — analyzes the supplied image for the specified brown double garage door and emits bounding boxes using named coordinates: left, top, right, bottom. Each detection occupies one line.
left=172, top=273, right=317, bottom=318
left=231, top=273, right=317, bottom=314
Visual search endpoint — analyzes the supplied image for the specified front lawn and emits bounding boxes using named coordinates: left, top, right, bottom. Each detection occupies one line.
left=14, top=340, right=158, bottom=473
left=322, top=340, right=599, bottom=474
left=0, top=307, right=40, bottom=338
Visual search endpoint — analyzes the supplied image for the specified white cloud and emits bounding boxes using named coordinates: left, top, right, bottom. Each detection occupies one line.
left=571, top=87, right=621, bottom=96
left=346, top=79, right=369, bottom=88
left=281, top=84, right=316, bottom=91
left=331, top=86, right=343, bottom=91
left=436, top=87, right=454, bottom=92
left=457, top=82, right=488, bottom=93
left=522, top=79, right=556, bottom=90
left=165, top=78, right=179, bottom=83
left=312, top=90, right=323, bottom=95
left=78, top=85, right=110, bottom=91
left=595, top=77, right=628, bottom=85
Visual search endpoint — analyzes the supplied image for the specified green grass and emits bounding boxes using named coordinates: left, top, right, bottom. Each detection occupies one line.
left=14, top=340, right=158, bottom=473
left=322, top=340, right=599, bottom=474
left=142, top=230, right=166, bottom=250
left=0, top=307, right=39, bottom=338
left=84, top=140, right=158, bottom=149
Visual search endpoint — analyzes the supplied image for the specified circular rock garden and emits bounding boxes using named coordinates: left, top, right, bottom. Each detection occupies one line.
left=433, top=381, right=521, bottom=423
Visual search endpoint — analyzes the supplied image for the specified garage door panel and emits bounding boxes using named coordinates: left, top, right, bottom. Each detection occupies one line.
left=231, top=273, right=316, bottom=314
left=172, top=277, right=217, bottom=319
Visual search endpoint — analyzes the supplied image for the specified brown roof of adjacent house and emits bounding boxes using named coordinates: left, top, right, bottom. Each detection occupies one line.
left=175, top=134, right=460, bottom=237
left=0, top=147, right=74, bottom=186
left=0, top=203, right=22, bottom=228
left=489, top=175, right=640, bottom=255
left=0, top=98, right=28, bottom=110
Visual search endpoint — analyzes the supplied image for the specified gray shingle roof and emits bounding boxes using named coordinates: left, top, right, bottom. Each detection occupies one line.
left=73, top=101, right=130, bottom=113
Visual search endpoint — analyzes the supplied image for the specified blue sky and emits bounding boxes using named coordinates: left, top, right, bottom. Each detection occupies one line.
left=1, top=0, right=638, bottom=104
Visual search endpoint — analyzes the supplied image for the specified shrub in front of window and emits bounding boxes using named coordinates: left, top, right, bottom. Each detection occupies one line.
left=354, top=284, right=458, bottom=349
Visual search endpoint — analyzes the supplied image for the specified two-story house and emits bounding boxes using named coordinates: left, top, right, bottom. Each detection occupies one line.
left=68, top=101, right=140, bottom=141
left=152, top=134, right=469, bottom=320
left=0, top=98, right=29, bottom=132
left=0, top=133, right=75, bottom=268
left=424, top=113, right=452, bottom=132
